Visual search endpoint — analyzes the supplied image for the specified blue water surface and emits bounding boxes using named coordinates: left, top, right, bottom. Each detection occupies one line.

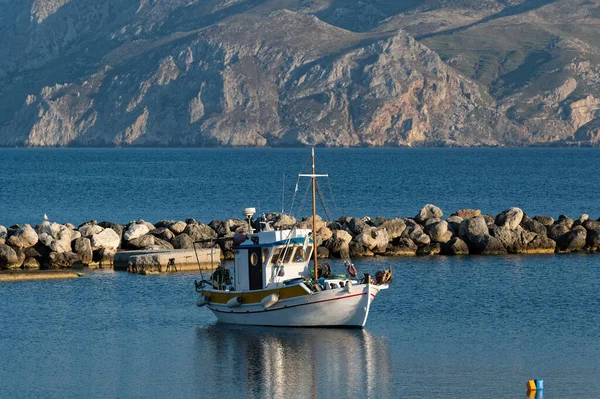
left=1, top=148, right=599, bottom=398
left=0, top=256, right=598, bottom=399
left=0, top=148, right=599, bottom=226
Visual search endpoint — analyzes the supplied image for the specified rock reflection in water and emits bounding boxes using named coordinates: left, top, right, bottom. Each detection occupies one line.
left=195, top=325, right=392, bottom=399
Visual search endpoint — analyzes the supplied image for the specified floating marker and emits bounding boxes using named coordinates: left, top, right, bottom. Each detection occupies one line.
left=527, top=379, right=544, bottom=395
left=527, top=380, right=537, bottom=394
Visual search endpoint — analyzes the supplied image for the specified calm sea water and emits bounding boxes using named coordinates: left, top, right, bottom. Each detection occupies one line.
left=1, top=256, right=599, bottom=398
left=0, top=148, right=599, bottom=227
left=1, top=148, right=599, bottom=398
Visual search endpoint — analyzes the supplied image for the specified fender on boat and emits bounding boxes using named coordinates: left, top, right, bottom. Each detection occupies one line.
left=196, top=296, right=210, bottom=307
left=261, top=294, right=279, bottom=309
left=227, top=296, right=243, bottom=308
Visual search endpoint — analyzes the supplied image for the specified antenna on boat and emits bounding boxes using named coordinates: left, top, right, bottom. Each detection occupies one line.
left=244, top=207, right=256, bottom=233
left=299, top=147, right=328, bottom=280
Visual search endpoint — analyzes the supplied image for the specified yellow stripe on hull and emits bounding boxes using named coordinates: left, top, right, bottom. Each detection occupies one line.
left=202, top=284, right=308, bottom=305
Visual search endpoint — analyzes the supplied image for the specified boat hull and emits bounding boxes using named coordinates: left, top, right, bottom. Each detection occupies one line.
left=205, top=283, right=385, bottom=327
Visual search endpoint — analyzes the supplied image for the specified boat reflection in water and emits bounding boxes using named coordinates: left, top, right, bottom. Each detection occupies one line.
left=195, top=325, right=392, bottom=398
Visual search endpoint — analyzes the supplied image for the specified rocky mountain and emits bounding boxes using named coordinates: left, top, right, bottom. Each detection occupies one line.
left=0, top=0, right=598, bottom=147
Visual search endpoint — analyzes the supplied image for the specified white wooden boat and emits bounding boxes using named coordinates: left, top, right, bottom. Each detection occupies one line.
left=194, top=149, right=391, bottom=327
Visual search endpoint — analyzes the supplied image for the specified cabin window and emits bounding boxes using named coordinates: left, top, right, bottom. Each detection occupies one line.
left=250, top=252, right=259, bottom=266
left=283, top=247, right=295, bottom=263
left=270, top=248, right=282, bottom=265
left=293, top=247, right=307, bottom=262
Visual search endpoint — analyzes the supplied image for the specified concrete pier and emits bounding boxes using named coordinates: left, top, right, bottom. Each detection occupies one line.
left=0, top=270, right=82, bottom=282
left=113, top=247, right=221, bottom=273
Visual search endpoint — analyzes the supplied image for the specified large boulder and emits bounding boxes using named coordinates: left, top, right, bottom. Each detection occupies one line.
left=521, top=217, right=547, bottom=236
left=378, top=218, right=406, bottom=239
left=460, top=216, right=489, bottom=241
left=495, top=208, right=524, bottom=230
left=73, top=238, right=93, bottom=265
left=317, top=227, right=333, bottom=246
left=415, top=204, right=443, bottom=223
left=297, top=216, right=327, bottom=231
left=150, top=227, right=175, bottom=241
left=334, top=230, right=353, bottom=245
left=386, top=238, right=417, bottom=256
left=183, top=223, right=217, bottom=241
left=98, top=221, right=124, bottom=239
left=548, top=224, right=570, bottom=240
left=209, top=220, right=230, bottom=237
left=582, top=220, right=600, bottom=231
left=349, top=241, right=373, bottom=257
left=524, top=235, right=556, bottom=254
left=50, top=227, right=74, bottom=253
left=490, top=225, right=535, bottom=254
left=480, top=236, right=508, bottom=255
left=171, top=233, right=194, bottom=249
left=576, top=214, right=589, bottom=224
left=152, top=237, right=175, bottom=250
left=557, top=215, right=575, bottom=229
left=533, top=215, right=554, bottom=227
left=79, top=224, right=104, bottom=238
left=0, top=225, right=7, bottom=239
left=36, top=221, right=61, bottom=239
left=137, top=220, right=156, bottom=231
left=355, top=228, right=389, bottom=252
left=272, top=214, right=297, bottom=230
left=587, top=229, right=600, bottom=250
left=452, top=209, right=481, bottom=219
left=7, top=224, right=39, bottom=248
left=347, top=217, right=370, bottom=236
left=154, top=220, right=175, bottom=229
left=126, top=234, right=156, bottom=249
left=441, top=237, right=470, bottom=255
left=317, top=246, right=330, bottom=259
left=168, top=221, right=187, bottom=235
left=425, top=221, right=452, bottom=243
left=0, top=244, right=21, bottom=269
left=123, top=223, right=150, bottom=241
left=325, top=237, right=350, bottom=259
left=93, top=248, right=116, bottom=267
left=556, top=226, right=587, bottom=252
left=416, top=243, right=441, bottom=256
left=446, top=215, right=463, bottom=235
left=91, top=228, right=121, bottom=250
left=408, top=226, right=431, bottom=246
left=460, top=216, right=494, bottom=253
left=48, top=252, right=82, bottom=269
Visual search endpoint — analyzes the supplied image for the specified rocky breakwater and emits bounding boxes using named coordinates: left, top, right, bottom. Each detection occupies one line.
left=1, top=206, right=599, bottom=274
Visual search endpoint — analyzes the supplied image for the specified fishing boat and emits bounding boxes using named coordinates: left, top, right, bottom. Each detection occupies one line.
left=194, top=149, right=392, bottom=327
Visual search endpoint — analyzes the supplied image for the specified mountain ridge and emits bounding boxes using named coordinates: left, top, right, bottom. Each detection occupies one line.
left=0, top=0, right=599, bottom=147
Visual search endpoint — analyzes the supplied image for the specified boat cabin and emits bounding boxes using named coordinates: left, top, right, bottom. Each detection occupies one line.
left=232, top=228, right=313, bottom=291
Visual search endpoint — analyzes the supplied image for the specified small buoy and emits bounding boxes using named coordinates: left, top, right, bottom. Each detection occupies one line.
left=227, top=296, right=242, bottom=308
left=261, top=294, right=279, bottom=309
left=526, top=380, right=537, bottom=394
left=535, top=380, right=544, bottom=391
left=196, top=296, right=210, bottom=307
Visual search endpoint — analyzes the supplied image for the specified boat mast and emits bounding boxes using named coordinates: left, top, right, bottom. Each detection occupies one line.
left=311, top=148, right=318, bottom=280
left=299, top=148, right=328, bottom=281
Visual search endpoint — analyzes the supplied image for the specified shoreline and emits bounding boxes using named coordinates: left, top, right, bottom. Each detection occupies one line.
left=1, top=205, right=599, bottom=281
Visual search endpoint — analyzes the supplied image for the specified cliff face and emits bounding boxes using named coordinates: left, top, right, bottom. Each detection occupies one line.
left=0, top=0, right=598, bottom=147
